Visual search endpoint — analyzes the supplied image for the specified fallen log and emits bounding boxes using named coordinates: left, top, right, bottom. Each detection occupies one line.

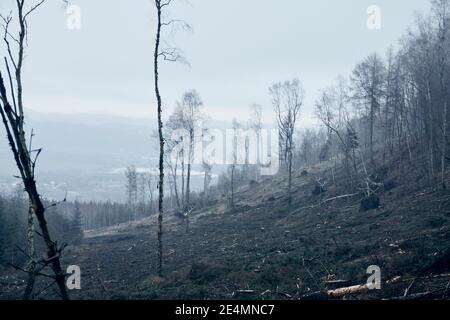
left=392, top=288, right=446, bottom=300
left=327, top=284, right=368, bottom=297
left=294, top=193, right=360, bottom=212
left=321, top=193, right=360, bottom=204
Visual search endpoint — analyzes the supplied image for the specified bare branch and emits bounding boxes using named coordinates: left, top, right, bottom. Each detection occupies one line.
left=23, top=0, right=46, bottom=21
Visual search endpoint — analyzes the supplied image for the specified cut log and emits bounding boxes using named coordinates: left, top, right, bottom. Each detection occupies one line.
left=327, top=284, right=368, bottom=297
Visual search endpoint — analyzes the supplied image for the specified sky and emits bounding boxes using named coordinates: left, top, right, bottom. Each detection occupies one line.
left=0, top=0, right=431, bottom=126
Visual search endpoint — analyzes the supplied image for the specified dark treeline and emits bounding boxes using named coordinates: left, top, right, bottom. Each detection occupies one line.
left=62, top=200, right=134, bottom=230
left=0, top=189, right=82, bottom=267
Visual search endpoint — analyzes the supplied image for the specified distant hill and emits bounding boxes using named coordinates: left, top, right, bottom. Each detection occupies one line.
left=0, top=110, right=224, bottom=202
left=0, top=111, right=157, bottom=201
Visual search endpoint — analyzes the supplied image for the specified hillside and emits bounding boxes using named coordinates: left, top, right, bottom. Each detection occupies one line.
left=1, top=155, right=449, bottom=300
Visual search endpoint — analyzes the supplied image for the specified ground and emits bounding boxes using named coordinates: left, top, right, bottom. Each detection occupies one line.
left=1, top=156, right=450, bottom=300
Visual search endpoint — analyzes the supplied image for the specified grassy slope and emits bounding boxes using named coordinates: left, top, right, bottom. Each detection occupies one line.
left=1, top=156, right=450, bottom=300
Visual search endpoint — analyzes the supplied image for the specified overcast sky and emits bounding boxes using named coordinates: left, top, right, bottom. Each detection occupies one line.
left=0, top=0, right=431, bottom=126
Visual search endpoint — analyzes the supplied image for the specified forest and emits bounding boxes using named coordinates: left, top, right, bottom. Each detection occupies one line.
left=0, top=0, right=449, bottom=303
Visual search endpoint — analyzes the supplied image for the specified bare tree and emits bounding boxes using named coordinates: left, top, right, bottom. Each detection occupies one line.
left=316, top=88, right=360, bottom=189
left=152, top=0, right=190, bottom=277
left=269, top=79, right=304, bottom=207
left=177, top=90, right=203, bottom=212
left=249, top=103, right=263, bottom=181
left=230, top=118, right=241, bottom=209
left=0, top=0, right=69, bottom=300
left=138, top=172, right=147, bottom=217
left=202, top=161, right=212, bottom=200
left=351, top=53, right=386, bottom=164
left=165, top=105, right=186, bottom=210
left=165, top=141, right=181, bottom=209
left=146, top=171, right=155, bottom=215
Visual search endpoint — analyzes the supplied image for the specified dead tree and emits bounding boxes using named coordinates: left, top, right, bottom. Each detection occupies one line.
left=0, top=0, right=69, bottom=300
left=270, top=79, right=304, bottom=207
left=229, top=119, right=241, bottom=209
left=315, top=87, right=359, bottom=189
left=249, top=103, right=263, bottom=181
left=153, top=0, right=189, bottom=277
left=350, top=53, right=386, bottom=164
left=179, top=90, right=203, bottom=213
left=202, top=161, right=212, bottom=201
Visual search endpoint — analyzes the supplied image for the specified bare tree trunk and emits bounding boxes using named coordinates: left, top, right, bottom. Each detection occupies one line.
left=287, top=136, right=293, bottom=207
left=23, top=201, right=36, bottom=300
left=181, top=147, right=185, bottom=208
left=256, top=132, right=261, bottom=181
left=442, top=100, right=447, bottom=189
left=427, top=82, right=435, bottom=188
left=440, top=40, right=448, bottom=190
left=26, top=177, right=69, bottom=299
left=185, top=129, right=194, bottom=211
left=186, top=162, right=191, bottom=209
left=288, top=151, right=293, bottom=207
left=185, top=215, right=190, bottom=234
left=154, top=0, right=164, bottom=277
left=173, top=166, right=180, bottom=209
left=231, top=164, right=235, bottom=209
left=370, top=97, right=375, bottom=164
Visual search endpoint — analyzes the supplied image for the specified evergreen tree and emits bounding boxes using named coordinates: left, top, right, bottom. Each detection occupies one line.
left=72, top=201, right=84, bottom=245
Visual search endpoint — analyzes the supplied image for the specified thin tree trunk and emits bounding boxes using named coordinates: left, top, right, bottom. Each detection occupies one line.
left=428, top=82, right=435, bottom=188
left=181, top=148, right=185, bottom=207
left=28, top=181, right=69, bottom=299
left=23, top=201, right=36, bottom=300
left=186, top=162, right=191, bottom=209
left=231, top=164, right=235, bottom=209
left=154, top=1, right=164, bottom=278
left=288, top=150, right=293, bottom=207
left=442, top=100, right=447, bottom=189
left=185, top=130, right=194, bottom=211
left=172, top=165, right=180, bottom=209
left=370, top=98, right=375, bottom=164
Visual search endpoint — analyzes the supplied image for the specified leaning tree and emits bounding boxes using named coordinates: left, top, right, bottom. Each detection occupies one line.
left=0, top=0, right=69, bottom=300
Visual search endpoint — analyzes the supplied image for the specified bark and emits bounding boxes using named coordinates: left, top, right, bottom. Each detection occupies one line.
left=181, top=146, right=185, bottom=207
left=440, top=14, right=448, bottom=190
left=173, top=163, right=180, bottom=208
left=442, top=100, right=448, bottom=189
left=23, top=200, right=36, bottom=300
left=427, top=82, right=435, bottom=188
left=154, top=0, right=165, bottom=277
left=185, top=128, right=194, bottom=211
left=327, top=284, right=368, bottom=297
left=231, top=164, right=235, bottom=209
left=287, top=141, right=293, bottom=207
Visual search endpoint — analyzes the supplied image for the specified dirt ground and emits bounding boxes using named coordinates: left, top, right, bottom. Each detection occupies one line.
left=1, top=156, right=450, bottom=300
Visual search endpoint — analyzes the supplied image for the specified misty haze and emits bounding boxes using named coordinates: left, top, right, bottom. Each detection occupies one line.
left=0, top=0, right=449, bottom=309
